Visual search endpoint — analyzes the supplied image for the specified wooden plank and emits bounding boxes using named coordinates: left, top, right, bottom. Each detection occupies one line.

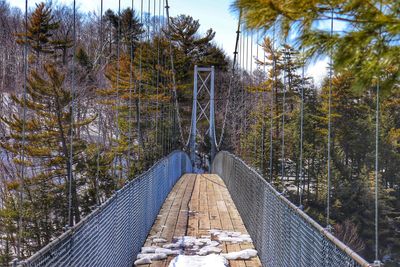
left=187, top=175, right=200, bottom=237
left=198, top=175, right=211, bottom=230
left=173, top=174, right=196, bottom=237
left=141, top=175, right=190, bottom=267
left=208, top=174, right=246, bottom=267
left=139, top=173, right=261, bottom=267
left=143, top=176, right=186, bottom=247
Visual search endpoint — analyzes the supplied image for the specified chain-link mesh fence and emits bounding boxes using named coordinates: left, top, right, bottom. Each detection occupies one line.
left=18, top=151, right=192, bottom=267
left=212, top=151, right=371, bottom=267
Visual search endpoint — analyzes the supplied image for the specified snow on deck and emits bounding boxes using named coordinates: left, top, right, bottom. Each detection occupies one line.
left=136, top=174, right=261, bottom=267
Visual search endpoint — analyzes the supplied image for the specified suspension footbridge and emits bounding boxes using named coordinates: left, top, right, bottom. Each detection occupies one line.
left=12, top=62, right=374, bottom=266
left=14, top=150, right=372, bottom=267
left=5, top=0, right=389, bottom=266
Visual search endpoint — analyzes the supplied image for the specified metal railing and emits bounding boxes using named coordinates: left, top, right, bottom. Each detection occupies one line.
left=18, top=151, right=192, bottom=267
left=212, top=151, right=372, bottom=267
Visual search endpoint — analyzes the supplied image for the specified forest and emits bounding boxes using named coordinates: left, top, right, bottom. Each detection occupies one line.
left=0, top=0, right=399, bottom=265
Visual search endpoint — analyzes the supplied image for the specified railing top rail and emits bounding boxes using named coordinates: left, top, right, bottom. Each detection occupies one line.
left=20, top=150, right=189, bottom=266
left=213, top=151, right=372, bottom=267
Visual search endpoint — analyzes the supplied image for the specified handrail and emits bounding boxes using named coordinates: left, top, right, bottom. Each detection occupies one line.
left=212, top=151, right=371, bottom=267
left=18, top=150, right=192, bottom=267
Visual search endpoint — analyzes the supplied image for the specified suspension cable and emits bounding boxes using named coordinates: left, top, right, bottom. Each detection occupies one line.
left=161, top=0, right=166, bottom=156
left=233, top=21, right=241, bottom=151
left=258, top=30, right=266, bottom=174
left=217, top=11, right=241, bottom=149
left=299, top=48, right=305, bottom=207
left=165, top=0, right=185, bottom=147
left=112, top=1, right=122, bottom=265
left=240, top=27, right=247, bottom=154
left=127, top=1, right=136, bottom=263
left=137, top=0, right=143, bottom=160
left=233, top=11, right=241, bottom=74
left=256, top=31, right=259, bottom=70
left=152, top=0, right=160, bottom=157
left=246, top=30, right=249, bottom=75
left=95, top=0, right=104, bottom=208
left=144, top=0, right=150, bottom=150
left=239, top=25, right=242, bottom=69
left=164, top=1, right=171, bottom=154
left=128, top=0, right=135, bottom=176
left=250, top=31, right=253, bottom=78
left=374, top=2, right=382, bottom=264
left=269, top=25, right=275, bottom=183
left=68, top=0, right=76, bottom=228
left=326, top=7, right=333, bottom=228
left=95, top=1, right=104, bottom=265
left=250, top=31, right=255, bottom=160
left=148, top=0, right=150, bottom=41
left=17, top=0, right=29, bottom=260
left=242, top=24, right=245, bottom=78
left=155, top=0, right=160, bottom=157
left=374, top=65, right=380, bottom=266
left=116, top=0, right=121, bottom=183
left=281, top=48, right=287, bottom=190
left=127, top=0, right=135, bottom=176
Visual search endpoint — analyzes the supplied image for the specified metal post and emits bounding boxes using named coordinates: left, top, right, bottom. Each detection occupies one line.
left=189, top=65, right=198, bottom=165
left=209, top=66, right=216, bottom=163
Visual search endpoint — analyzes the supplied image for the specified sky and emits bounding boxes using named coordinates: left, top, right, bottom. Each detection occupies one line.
left=10, top=0, right=328, bottom=84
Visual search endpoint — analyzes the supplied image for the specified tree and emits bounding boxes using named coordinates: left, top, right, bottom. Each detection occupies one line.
left=169, top=15, right=215, bottom=62
left=99, top=43, right=174, bottom=176
left=104, top=8, right=143, bottom=56
left=233, top=0, right=400, bottom=92
left=1, top=63, right=94, bottom=242
left=0, top=0, right=24, bottom=93
left=244, top=38, right=307, bottom=187
left=334, top=219, right=365, bottom=254
left=16, top=2, right=63, bottom=64
left=0, top=1, right=231, bottom=261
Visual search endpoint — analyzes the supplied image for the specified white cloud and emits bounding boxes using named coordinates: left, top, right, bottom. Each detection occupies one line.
left=306, top=57, right=329, bottom=86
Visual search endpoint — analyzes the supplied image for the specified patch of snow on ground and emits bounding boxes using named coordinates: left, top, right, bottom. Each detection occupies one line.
left=163, top=242, right=181, bottom=249
left=135, top=230, right=257, bottom=266
left=152, top=237, right=167, bottom=243
left=134, top=257, right=152, bottom=265
left=210, top=230, right=253, bottom=243
left=134, top=253, right=168, bottom=265
left=222, top=249, right=258, bottom=260
left=168, top=254, right=228, bottom=267
left=155, top=247, right=181, bottom=255
left=198, top=246, right=222, bottom=256
left=136, top=253, right=167, bottom=260
left=141, top=247, right=157, bottom=253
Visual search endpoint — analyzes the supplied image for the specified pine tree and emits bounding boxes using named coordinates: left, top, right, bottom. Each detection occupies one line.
left=169, top=15, right=215, bottom=62
left=168, top=15, right=227, bottom=77
left=98, top=46, right=173, bottom=178
left=0, top=64, right=94, bottom=247
left=16, top=2, right=62, bottom=64
left=104, top=8, right=144, bottom=56
left=233, top=0, right=400, bottom=92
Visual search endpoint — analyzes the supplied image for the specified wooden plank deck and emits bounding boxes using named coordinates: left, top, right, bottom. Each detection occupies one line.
left=138, top=174, right=262, bottom=267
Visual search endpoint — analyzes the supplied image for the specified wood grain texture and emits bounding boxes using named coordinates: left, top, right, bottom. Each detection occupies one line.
left=139, top=174, right=261, bottom=267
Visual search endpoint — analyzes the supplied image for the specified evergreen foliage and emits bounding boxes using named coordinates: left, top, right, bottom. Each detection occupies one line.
left=0, top=0, right=398, bottom=265
left=234, top=0, right=400, bottom=92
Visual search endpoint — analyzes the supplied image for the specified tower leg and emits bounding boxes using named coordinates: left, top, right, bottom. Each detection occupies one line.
left=189, top=66, right=198, bottom=168
left=209, top=66, right=216, bottom=165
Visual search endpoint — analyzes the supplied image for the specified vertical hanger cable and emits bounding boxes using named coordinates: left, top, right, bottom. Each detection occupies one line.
left=68, top=0, right=77, bottom=228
